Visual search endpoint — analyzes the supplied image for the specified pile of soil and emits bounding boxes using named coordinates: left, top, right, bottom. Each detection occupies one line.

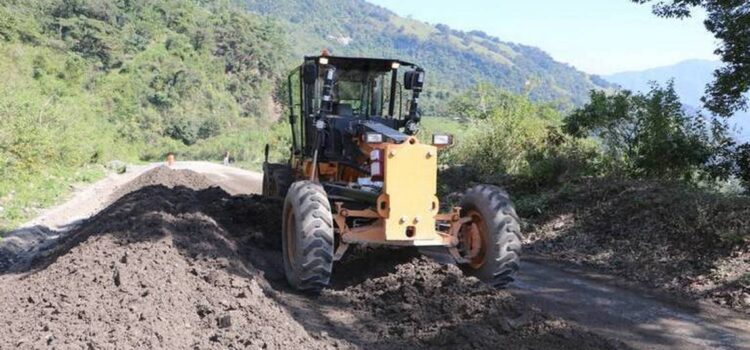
left=109, top=165, right=214, bottom=201
left=0, top=166, right=219, bottom=274
left=0, top=167, right=624, bottom=349
left=523, top=178, right=750, bottom=314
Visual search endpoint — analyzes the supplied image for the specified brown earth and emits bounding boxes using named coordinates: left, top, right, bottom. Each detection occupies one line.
left=522, top=178, right=750, bottom=314
left=109, top=165, right=215, bottom=201
left=0, top=167, right=624, bottom=349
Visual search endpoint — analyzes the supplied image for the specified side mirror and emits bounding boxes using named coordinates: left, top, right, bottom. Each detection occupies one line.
left=404, top=70, right=424, bottom=91
left=303, top=62, right=318, bottom=84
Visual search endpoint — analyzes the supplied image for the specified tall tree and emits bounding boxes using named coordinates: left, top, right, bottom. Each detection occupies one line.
left=633, top=0, right=749, bottom=117
left=564, top=81, right=734, bottom=181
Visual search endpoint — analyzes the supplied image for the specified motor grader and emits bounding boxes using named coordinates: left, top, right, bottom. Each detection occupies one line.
left=263, top=54, right=521, bottom=292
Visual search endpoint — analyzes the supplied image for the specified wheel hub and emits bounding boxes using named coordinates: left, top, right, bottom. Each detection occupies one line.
left=459, top=210, right=487, bottom=269
left=285, top=210, right=297, bottom=266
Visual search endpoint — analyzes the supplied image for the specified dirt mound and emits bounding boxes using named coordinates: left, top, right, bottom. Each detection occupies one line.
left=0, top=184, right=335, bottom=349
left=0, top=171, right=623, bottom=349
left=110, top=165, right=215, bottom=201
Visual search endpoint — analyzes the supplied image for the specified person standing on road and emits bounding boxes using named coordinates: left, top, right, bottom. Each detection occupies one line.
left=223, top=151, right=230, bottom=166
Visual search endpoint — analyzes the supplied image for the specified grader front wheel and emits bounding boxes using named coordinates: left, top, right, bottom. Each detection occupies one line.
left=281, top=181, right=334, bottom=293
left=457, top=185, right=522, bottom=288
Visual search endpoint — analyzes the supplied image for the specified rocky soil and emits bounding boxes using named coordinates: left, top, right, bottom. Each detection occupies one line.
left=0, top=167, right=625, bottom=349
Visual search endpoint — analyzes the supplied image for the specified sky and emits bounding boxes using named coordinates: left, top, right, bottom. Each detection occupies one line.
left=367, top=0, right=718, bottom=75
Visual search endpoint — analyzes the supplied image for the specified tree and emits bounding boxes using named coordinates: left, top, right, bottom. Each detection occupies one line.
left=565, top=81, right=734, bottom=181
left=563, top=89, right=640, bottom=163
left=735, top=143, right=750, bottom=190
left=633, top=0, right=749, bottom=117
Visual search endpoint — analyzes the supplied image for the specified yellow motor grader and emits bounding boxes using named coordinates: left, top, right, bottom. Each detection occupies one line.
left=263, top=54, right=521, bottom=292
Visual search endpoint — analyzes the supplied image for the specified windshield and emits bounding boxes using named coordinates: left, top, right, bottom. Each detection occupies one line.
left=318, top=68, right=391, bottom=117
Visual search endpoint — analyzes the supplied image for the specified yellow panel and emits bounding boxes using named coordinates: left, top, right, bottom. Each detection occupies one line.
left=382, top=139, right=439, bottom=241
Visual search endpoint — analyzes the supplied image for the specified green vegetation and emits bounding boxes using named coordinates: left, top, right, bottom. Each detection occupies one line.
left=240, top=0, right=614, bottom=114
left=1, top=0, right=616, bottom=231
left=564, top=81, right=735, bottom=182
left=444, top=81, right=747, bottom=195
left=0, top=0, right=289, bottom=230
left=441, top=84, right=600, bottom=190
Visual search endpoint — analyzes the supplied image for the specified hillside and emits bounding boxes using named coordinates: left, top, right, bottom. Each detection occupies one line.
left=0, top=0, right=611, bottom=229
left=0, top=0, right=289, bottom=229
left=605, top=60, right=750, bottom=141
left=239, top=0, right=613, bottom=113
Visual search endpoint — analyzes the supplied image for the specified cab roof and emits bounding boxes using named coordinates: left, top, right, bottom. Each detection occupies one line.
left=302, top=55, right=420, bottom=71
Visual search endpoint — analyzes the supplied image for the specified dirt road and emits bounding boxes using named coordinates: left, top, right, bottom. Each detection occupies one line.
left=514, top=259, right=750, bottom=350
left=1, top=162, right=748, bottom=349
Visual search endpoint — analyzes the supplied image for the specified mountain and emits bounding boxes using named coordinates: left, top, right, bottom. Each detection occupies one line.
left=238, top=0, right=613, bottom=113
left=605, top=59, right=750, bottom=141
left=604, top=59, right=723, bottom=106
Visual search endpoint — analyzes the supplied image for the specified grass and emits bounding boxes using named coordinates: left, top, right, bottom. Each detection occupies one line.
left=0, top=164, right=105, bottom=233
left=0, top=117, right=288, bottom=233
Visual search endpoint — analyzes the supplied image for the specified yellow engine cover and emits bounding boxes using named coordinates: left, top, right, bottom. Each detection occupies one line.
left=381, top=139, right=440, bottom=242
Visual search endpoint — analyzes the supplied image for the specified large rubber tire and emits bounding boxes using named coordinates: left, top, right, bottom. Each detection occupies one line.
left=458, top=185, right=522, bottom=288
left=281, top=181, right=334, bottom=293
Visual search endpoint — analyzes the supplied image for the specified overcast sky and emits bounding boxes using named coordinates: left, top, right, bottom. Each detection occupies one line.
left=368, top=0, right=719, bottom=75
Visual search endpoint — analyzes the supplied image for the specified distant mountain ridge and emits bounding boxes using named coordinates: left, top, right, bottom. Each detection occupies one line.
left=605, top=60, right=721, bottom=105
left=605, top=59, right=750, bottom=141
left=238, top=0, right=613, bottom=112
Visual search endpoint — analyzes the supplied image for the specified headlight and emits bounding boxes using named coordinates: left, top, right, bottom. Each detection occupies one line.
left=319, top=57, right=329, bottom=65
left=364, top=132, right=384, bottom=144
left=432, top=134, right=453, bottom=146
left=391, top=62, right=400, bottom=69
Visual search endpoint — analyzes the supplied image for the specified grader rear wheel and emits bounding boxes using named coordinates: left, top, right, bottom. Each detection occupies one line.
left=457, top=185, right=522, bottom=288
left=281, top=181, right=334, bottom=293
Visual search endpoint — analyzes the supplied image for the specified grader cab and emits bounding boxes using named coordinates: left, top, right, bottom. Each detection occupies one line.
left=263, top=54, right=522, bottom=292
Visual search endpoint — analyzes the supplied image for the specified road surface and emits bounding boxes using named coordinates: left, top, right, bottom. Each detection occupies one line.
left=514, top=259, right=750, bottom=350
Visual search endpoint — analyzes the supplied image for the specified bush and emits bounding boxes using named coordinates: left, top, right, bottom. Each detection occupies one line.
left=564, top=82, right=735, bottom=183
left=521, top=128, right=602, bottom=189
left=446, top=84, right=602, bottom=189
